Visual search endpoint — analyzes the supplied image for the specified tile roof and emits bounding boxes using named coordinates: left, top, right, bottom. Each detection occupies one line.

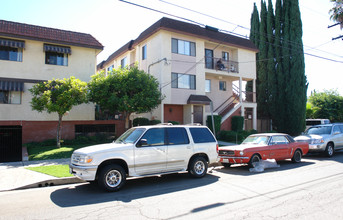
left=0, top=20, right=103, bottom=50
left=100, top=17, right=257, bottom=68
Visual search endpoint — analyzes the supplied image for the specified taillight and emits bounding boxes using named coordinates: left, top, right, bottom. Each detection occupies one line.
left=216, top=144, right=219, bottom=153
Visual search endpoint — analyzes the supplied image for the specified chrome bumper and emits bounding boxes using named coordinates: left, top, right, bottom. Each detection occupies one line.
left=69, top=164, right=98, bottom=181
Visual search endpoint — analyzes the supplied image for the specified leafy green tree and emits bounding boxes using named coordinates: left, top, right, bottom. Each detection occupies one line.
left=88, top=66, right=163, bottom=129
left=308, top=90, right=343, bottom=122
left=29, top=77, right=88, bottom=147
left=329, top=0, right=343, bottom=29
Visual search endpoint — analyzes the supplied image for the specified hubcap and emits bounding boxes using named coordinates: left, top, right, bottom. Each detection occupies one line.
left=194, top=161, right=205, bottom=175
left=106, top=170, right=122, bottom=188
left=295, top=151, right=301, bottom=162
left=328, top=145, right=333, bottom=156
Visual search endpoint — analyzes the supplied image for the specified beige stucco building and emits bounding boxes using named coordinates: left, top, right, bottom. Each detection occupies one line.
left=98, top=17, right=258, bottom=131
left=0, top=20, right=125, bottom=161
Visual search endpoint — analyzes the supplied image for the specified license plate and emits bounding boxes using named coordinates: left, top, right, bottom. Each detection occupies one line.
left=223, top=159, right=229, bottom=163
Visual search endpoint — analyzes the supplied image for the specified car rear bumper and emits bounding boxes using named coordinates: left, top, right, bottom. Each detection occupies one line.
left=69, top=164, right=98, bottom=181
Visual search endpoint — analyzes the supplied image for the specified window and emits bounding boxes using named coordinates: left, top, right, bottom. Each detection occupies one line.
left=121, top=57, right=127, bottom=68
left=219, top=81, right=226, bottom=91
left=172, top=38, right=196, bottom=56
left=205, top=79, right=211, bottom=92
left=0, top=46, right=23, bottom=62
left=142, top=45, right=147, bottom=60
left=189, top=128, right=216, bottom=143
left=0, top=90, right=21, bottom=104
left=222, top=52, right=229, bottom=61
left=0, top=38, right=24, bottom=62
left=44, top=44, right=70, bottom=66
left=171, top=73, right=196, bottom=90
left=269, top=136, right=289, bottom=145
left=167, top=128, right=189, bottom=145
left=107, top=65, right=114, bottom=72
left=140, top=128, right=165, bottom=146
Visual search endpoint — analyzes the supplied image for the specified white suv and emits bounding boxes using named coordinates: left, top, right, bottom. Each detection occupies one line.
left=69, top=124, right=218, bottom=191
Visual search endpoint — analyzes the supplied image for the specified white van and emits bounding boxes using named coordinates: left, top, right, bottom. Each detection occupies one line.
left=306, top=119, right=330, bottom=130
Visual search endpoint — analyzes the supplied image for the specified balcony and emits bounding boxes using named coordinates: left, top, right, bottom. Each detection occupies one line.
left=205, top=57, right=239, bottom=73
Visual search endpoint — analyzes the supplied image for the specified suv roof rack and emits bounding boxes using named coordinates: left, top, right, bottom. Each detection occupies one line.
left=186, top=123, right=202, bottom=126
left=156, top=123, right=173, bottom=126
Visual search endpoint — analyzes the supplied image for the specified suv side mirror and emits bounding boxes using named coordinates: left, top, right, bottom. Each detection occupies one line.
left=137, top=139, right=148, bottom=147
left=334, top=131, right=340, bottom=135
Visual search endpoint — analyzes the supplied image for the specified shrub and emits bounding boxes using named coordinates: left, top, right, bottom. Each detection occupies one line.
left=150, top=119, right=161, bottom=125
left=133, top=117, right=150, bottom=126
left=168, top=121, right=180, bottom=125
left=231, top=116, right=244, bottom=131
left=218, top=129, right=258, bottom=144
left=206, top=115, right=222, bottom=136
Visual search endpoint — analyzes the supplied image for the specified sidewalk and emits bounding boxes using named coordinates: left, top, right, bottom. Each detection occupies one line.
left=0, top=158, right=84, bottom=192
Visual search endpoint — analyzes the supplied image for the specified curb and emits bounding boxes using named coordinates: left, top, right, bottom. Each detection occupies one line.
left=1, top=177, right=86, bottom=192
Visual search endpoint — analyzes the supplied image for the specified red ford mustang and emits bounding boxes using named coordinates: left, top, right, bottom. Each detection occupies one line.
left=218, top=133, right=309, bottom=168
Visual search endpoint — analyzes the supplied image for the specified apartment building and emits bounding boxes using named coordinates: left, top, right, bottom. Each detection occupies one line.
left=98, top=17, right=258, bottom=131
left=0, top=20, right=124, bottom=162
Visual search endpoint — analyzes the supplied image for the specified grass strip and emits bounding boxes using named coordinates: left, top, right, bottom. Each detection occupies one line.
left=26, top=164, right=73, bottom=178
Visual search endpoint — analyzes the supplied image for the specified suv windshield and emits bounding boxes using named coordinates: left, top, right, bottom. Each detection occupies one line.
left=115, top=128, right=145, bottom=144
left=306, top=126, right=332, bottom=135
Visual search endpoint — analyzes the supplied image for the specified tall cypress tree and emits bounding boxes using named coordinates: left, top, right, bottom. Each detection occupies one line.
left=266, top=0, right=276, bottom=119
left=274, top=0, right=284, bottom=131
left=256, top=0, right=269, bottom=118
left=286, top=0, right=308, bottom=134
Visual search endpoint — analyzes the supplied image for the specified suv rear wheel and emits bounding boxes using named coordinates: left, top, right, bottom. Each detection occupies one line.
left=188, top=156, right=208, bottom=178
left=98, top=164, right=126, bottom=192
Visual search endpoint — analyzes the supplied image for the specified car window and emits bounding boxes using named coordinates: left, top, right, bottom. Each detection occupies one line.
left=140, top=128, right=165, bottom=146
left=242, top=136, right=269, bottom=145
left=269, top=136, right=289, bottom=145
left=333, top=126, right=341, bottom=134
left=189, top=128, right=216, bottom=143
left=306, top=126, right=332, bottom=135
left=339, top=125, right=343, bottom=133
left=167, top=128, right=189, bottom=145
left=115, top=128, right=145, bottom=144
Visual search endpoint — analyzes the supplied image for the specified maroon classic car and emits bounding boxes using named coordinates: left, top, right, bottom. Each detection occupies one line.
left=219, top=133, right=309, bottom=168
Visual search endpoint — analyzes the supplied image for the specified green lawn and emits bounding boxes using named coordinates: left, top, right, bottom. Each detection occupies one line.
left=27, top=144, right=89, bottom=161
left=26, top=164, right=73, bottom=178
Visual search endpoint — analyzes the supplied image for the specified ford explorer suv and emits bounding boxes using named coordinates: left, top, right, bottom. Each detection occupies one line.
left=294, top=123, right=343, bottom=157
left=69, top=124, right=218, bottom=192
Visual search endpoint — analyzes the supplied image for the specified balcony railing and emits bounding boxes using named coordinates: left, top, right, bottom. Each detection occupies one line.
left=205, top=57, right=239, bottom=73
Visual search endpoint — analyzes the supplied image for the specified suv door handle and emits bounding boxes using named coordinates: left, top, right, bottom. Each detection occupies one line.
left=186, top=146, right=191, bottom=149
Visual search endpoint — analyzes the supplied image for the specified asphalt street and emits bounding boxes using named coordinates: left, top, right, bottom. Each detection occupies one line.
left=1, top=152, right=343, bottom=220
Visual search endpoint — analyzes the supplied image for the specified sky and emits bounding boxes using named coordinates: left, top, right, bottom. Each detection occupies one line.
left=1, top=0, right=342, bottom=96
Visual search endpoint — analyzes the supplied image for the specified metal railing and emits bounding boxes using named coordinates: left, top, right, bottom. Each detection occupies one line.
left=205, top=57, right=239, bottom=73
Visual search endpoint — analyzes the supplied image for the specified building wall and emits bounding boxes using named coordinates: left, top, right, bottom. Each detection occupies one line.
left=0, top=39, right=100, bottom=121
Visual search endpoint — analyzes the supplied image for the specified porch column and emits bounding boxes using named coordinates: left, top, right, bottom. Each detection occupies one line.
left=239, top=77, right=243, bottom=103
left=161, top=102, right=164, bottom=123
left=241, top=106, right=245, bottom=130
left=253, top=79, right=256, bottom=102
left=253, top=106, right=257, bottom=130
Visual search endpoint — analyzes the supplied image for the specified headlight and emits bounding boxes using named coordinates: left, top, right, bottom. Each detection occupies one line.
left=72, top=154, right=93, bottom=164
left=240, top=151, right=244, bottom=156
left=313, top=139, right=324, bottom=144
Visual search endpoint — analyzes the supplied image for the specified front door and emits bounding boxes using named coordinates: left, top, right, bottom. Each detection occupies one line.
left=194, top=105, right=203, bottom=124
left=205, top=49, right=214, bottom=69
left=134, top=128, right=167, bottom=175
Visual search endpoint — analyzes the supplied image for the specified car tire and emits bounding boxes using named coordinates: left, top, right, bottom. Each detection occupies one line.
left=222, top=163, right=231, bottom=168
left=248, top=154, right=261, bottom=168
left=188, top=156, right=208, bottom=178
left=98, top=164, right=126, bottom=192
left=291, top=149, right=302, bottom=163
left=325, top=143, right=334, bottom=157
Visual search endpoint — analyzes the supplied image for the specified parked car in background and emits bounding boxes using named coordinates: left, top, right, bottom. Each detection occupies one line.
left=305, top=119, right=330, bottom=130
left=70, top=124, right=218, bottom=192
left=218, top=133, right=309, bottom=168
left=295, top=123, right=343, bottom=157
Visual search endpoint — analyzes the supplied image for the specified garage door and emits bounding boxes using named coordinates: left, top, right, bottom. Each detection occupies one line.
left=0, top=126, right=22, bottom=162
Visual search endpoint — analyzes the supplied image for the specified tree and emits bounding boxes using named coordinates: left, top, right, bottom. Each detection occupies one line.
left=329, top=0, right=343, bottom=29
left=249, top=0, right=307, bottom=136
left=29, top=77, right=87, bottom=147
left=308, top=90, right=343, bottom=122
left=88, top=66, right=163, bottom=130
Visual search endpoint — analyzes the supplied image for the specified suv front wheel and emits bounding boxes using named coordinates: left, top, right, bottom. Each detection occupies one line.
left=325, top=143, right=334, bottom=157
left=98, top=164, right=126, bottom=192
left=188, top=156, right=208, bottom=178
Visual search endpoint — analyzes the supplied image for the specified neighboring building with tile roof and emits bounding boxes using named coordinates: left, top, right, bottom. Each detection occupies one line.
left=98, top=17, right=258, bottom=131
left=0, top=20, right=124, bottom=162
